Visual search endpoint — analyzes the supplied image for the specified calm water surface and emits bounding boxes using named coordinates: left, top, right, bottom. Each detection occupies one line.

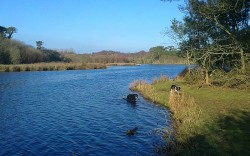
left=0, top=64, right=186, bottom=156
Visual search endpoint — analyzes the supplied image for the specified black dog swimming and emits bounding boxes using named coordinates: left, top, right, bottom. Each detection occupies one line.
left=126, top=127, right=138, bottom=136
left=124, top=94, right=138, bottom=104
left=170, top=85, right=181, bottom=93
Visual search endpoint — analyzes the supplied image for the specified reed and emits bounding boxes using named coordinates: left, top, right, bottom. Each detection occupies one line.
left=107, top=63, right=137, bottom=66
left=152, top=75, right=170, bottom=84
left=130, top=80, right=160, bottom=103
left=0, top=63, right=107, bottom=72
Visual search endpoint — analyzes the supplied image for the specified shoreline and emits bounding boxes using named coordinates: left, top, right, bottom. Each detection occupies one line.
left=130, top=77, right=250, bottom=155
left=0, top=63, right=189, bottom=72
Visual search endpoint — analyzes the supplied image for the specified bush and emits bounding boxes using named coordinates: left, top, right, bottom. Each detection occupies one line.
left=37, top=66, right=43, bottom=71
left=210, top=69, right=227, bottom=86
left=4, top=67, right=10, bottom=72
left=130, top=80, right=148, bottom=91
left=211, top=68, right=250, bottom=89
left=226, top=75, right=249, bottom=89
left=24, top=66, right=30, bottom=71
left=42, top=67, right=48, bottom=71
left=183, top=68, right=204, bottom=85
left=176, top=67, right=189, bottom=79
left=152, top=75, right=170, bottom=84
left=66, top=66, right=75, bottom=70
left=12, top=66, right=21, bottom=72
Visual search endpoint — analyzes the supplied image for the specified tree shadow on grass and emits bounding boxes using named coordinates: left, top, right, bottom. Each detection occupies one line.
left=177, top=134, right=219, bottom=155
left=216, top=110, right=250, bottom=155
left=177, top=110, right=250, bottom=156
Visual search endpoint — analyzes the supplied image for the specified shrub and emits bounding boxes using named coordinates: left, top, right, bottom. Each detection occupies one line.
left=37, top=66, right=43, bottom=71
left=42, top=67, right=48, bottom=71
left=130, top=80, right=160, bottom=102
left=49, top=66, right=55, bottom=71
left=175, top=67, right=189, bottom=80
left=4, top=67, right=10, bottom=72
left=130, top=80, right=148, bottom=91
left=225, top=73, right=250, bottom=89
left=183, top=68, right=204, bottom=85
left=66, top=66, right=75, bottom=70
left=12, top=66, right=21, bottom=72
left=210, top=69, right=227, bottom=86
left=24, top=66, right=30, bottom=71
left=211, top=67, right=250, bottom=89
left=152, top=75, right=170, bottom=84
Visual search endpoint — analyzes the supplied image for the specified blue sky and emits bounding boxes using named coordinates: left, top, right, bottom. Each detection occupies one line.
left=0, top=0, right=184, bottom=53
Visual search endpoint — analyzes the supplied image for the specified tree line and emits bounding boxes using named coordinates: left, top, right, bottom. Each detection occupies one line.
left=1, top=24, right=184, bottom=65
left=0, top=25, right=70, bottom=64
left=62, top=46, right=185, bottom=64
left=166, top=0, right=250, bottom=84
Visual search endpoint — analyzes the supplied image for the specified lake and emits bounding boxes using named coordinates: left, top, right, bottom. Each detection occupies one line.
left=0, top=64, right=186, bottom=156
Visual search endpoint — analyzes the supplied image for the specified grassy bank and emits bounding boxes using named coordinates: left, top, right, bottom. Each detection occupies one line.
left=0, top=63, right=107, bottom=72
left=130, top=77, right=250, bottom=155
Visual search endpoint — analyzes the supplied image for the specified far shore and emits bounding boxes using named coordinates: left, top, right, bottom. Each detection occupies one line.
left=0, top=63, right=189, bottom=72
left=0, top=62, right=143, bottom=72
left=107, top=63, right=137, bottom=66
left=0, top=62, right=107, bottom=72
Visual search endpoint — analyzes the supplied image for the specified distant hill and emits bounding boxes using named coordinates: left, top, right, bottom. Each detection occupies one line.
left=63, top=48, right=186, bottom=64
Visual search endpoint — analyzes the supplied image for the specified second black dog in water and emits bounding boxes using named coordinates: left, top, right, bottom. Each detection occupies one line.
left=126, top=127, right=138, bottom=136
left=125, top=94, right=138, bottom=104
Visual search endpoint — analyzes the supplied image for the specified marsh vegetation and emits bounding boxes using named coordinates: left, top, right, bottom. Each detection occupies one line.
left=0, top=62, right=106, bottom=72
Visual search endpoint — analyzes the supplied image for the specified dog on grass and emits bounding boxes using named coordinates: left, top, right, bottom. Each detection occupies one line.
left=170, top=85, right=181, bottom=93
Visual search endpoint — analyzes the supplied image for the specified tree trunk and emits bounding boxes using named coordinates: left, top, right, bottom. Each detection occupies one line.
left=205, top=69, right=209, bottom=85
left=7, top=32, right=13, bottom=39
left=187, top=51, right=191, bottom=74
left=240, top=48, right=245, bottom=73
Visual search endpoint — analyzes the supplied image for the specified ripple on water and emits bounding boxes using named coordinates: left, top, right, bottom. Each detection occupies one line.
left=0, top=65, right=186, bottom=155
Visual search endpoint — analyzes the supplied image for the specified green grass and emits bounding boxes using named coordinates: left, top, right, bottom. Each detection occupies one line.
left=130, top=78, right=250, bottom=155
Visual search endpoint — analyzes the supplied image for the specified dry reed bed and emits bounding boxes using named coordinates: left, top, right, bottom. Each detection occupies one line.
left=0, top=63, right=107, bottom=72
left=130, top=76, right=202, bottom=154
left=107, top=63, right=137, bottom=66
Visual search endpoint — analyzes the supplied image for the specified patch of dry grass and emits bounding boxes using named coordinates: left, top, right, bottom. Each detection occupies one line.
left=152, top=75, right=170, bottom=84
left=0, top=63, right=107, bottom=72
left=130, top=80, right=160, bottom=102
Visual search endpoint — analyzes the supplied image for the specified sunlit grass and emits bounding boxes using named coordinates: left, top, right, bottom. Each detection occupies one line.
left=130, top=77, right=250, bottom=155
